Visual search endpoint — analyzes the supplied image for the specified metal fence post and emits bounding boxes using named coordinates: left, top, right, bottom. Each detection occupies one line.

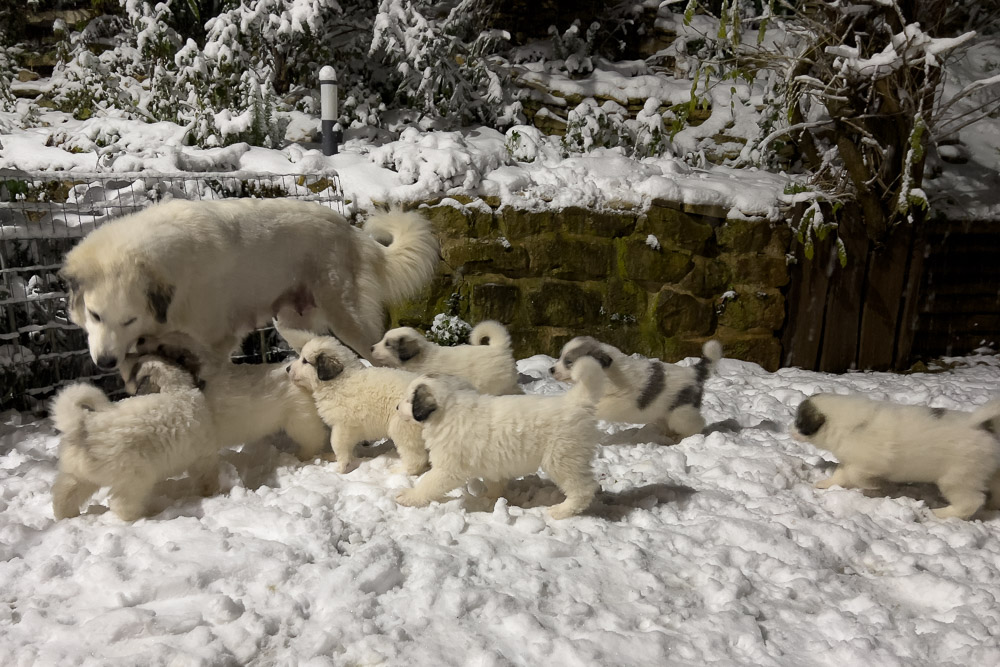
left=320, top=66, right=342, bottom=156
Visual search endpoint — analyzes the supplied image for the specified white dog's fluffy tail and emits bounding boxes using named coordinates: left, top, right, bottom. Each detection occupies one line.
left=693, top=340, right=723, bottom=382
left=971, top=398, right=1000, bottom=436
left=566, top=356, right=605, bottom=407
left=469, top=320, right=511, bottom=348
left=50, top=383, right=110, bottom=436
left=364, top=208, right=440, bottom=305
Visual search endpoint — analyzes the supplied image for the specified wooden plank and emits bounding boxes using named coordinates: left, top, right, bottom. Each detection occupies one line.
left=780, top=236, right=832, bottom=369
left=818, top=215, right=869, bottom=371
left=858, top=224, right=913, bottom=370
left=893, top=224, right=926, bottom=369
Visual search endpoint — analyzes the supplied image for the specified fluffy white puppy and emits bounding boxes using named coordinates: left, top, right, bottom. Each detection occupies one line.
left=60, top=199, right=439, bottom=369
left=370, top=320, right=521, bottom=395
left=550, top=337, right=723, bottom=439
left=123, top=333, right=329, bottom=460
left=285, top=334, right=427, bottom=475
left=792, top=393, right=1000, bottom=519
left=396, top=357, right=606, bottom=519
left=50, top=356, right=217, bottom=521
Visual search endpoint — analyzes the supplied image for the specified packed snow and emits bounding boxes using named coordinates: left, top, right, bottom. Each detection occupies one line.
left=2, top=351, right=999, bottom=665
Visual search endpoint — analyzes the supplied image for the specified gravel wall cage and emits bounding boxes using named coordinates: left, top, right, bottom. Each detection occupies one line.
left=0, top=169, right=345, bottom=413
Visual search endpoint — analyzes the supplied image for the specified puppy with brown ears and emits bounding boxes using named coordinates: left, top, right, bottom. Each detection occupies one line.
left=396, top=356, right=606, bottom=519
left=792, top=393, right=1000, bottom=520
left=50, top=356, right=218, bottom=521
left=551, top=337, right=723, bottom=440
left=122, top=331, right=330, bottom=461
left=285, top=333, right=427, bottom=475
left=370, top=320, right=521, bottom=395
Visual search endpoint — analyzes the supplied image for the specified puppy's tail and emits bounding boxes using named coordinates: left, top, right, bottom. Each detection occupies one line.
left=566, top=356, right=605, bottom=407
left=364, top=208, right=440, bottom=305
left=469, top=320, right=511, bottom=348
left=50, top=383, right=110, bottom=436
left=971, top=398, right=1000, bottom=437
left=693, top=340, right=723, bottom=384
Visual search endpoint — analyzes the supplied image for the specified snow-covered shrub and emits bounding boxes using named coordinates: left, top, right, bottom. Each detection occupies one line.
left=562, top=98, right=669, bottom=158
left=504, top=124, right=560, bottom=163
left=0, top=46, right=15, bottom=114
left=549, top=20, right=598, bottom=77
left=370, top=0, right=521, bottom=128
left=369, top=127, right=510, bottom=191
left=426, top=313, right=471, bottom=347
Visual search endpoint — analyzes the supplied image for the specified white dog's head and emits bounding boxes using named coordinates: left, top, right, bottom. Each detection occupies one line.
left=121, top=355, right=200, bottom=396
left=550, top=336, right=614, bottom=382
left=397, top=373, right=477, bottom=424
left=286, top=336, right=364, bottom=393
left=371, top=327, right=427, bottom=367
left=120, top=334, right=207, bottom=395
left=60, top=262, right=174, bottom=370
left=791, top=395, right=832, bottom=444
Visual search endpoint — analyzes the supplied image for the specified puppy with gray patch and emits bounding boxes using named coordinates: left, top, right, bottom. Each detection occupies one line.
left=121, top=332, right=329, bottom=460
left=396, top=356, right=605, bottom=519
left=285, top=332, right=427, bottom=475
left=550, top=338, right=723, bottom=440
left=792, top=393, right=1000, bottom=520
left=370, top=320, right=521, bottom=395
left=50, top=356, right=218, bottom=521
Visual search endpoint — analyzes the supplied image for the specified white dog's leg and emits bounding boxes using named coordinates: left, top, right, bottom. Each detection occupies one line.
left=189, top=453, right=220, bottom=497
left=51, top=472, right=99, bottom=520
left=286, top=414, right=329, bottom=461
left=109, top=480, right=154, bottom=522
left=933, top=475, right=986, bottom=520
left=387, top=417, right=428, bottom=475
left=987, top=471, right=1000, bottom=510
left=815, top=465, right=877, bottom=490
left=329, top=424, right=360, bottom=474
left=396, top=468, right=466, bottom=507
left=543, top=452, right=598, bottom=519
left=666, top=405, right=707, bottom=440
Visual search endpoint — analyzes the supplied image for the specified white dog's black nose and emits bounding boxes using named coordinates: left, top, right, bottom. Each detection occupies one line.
left=96, top=355, right=117, bottom=370
left=548, top=366, right=555, bottom=374
left=286, top=365, right=291, bottom=373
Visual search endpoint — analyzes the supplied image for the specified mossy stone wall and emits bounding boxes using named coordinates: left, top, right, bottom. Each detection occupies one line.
left=389, top=198, right=792, bottom=370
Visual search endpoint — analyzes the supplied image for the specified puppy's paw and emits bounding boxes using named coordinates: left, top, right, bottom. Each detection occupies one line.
left=814, top=477, right=836, bottom=490
left=52, top=502, right=80, bottom=520
left=549, top=502, right=582, bottom=520
left=336, top=459, right=355, bottom=474
left=396, top=489, right=429, bottom=507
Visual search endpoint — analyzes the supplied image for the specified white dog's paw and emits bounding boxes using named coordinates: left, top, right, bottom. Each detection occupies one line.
left=548, top=502, right=581, bottom=520
left=814, top=477, right=836, bottom=490
left=396, top=489, right=429, bottom=507
left=336, top=459, right=355, bottom=475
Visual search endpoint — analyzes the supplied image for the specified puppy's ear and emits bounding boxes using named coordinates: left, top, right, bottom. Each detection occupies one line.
left=145, top=275, right=174, bottom=324
left=795, top=399, right=826, bottom=437
left=589, top=350, right=613, bottom=368
left=58, top=268, right=84, bottom=319
left=410, top=384, right=438, bottom=422
left=155, top=344, right=202, bottom=383
left=395, top=335, right=421, bottom=362
left=314, top=352, right=344, bottom=382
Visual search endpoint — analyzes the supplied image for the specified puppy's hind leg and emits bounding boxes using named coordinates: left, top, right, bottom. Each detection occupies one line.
left=108, top=479, right=154, bottom=522
left=189, top=452, right=221, bottom=497
left=666, top=405, right=706, bottom=440
left=933, top=474, right=987, bottom=520
left=388, top=417, right=428, bottom=475
left=52, top=471, right=99, bottom=519
left=396, top=468, right=465, bottom=507
left=815, top=465, right=878, bottom=491
left=329, top=424, right=361, bottom=474
left=987, top=470, right=1000, bottom=510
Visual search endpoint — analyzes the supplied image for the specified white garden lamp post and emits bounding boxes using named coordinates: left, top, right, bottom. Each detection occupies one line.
left=320, top=65, right=341, bottom=156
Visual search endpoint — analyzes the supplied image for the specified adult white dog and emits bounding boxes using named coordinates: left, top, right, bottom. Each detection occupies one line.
left=370, top=320, right=521, bottom=395
left=792, top=393, right=1000, bottom=519
left=124, top=332, right=329, bottom=460
left=50, top=356, right=218, bottom=521
left=550, top=337, right=723, bottom=439
left=396, top=356, right=605, bottom=519
left=60, top=199, right=439, bottom=369
left=285, top=332, right=427, bottom=475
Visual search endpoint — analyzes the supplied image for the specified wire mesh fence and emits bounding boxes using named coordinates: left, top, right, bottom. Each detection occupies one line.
left=0, top=169, right=345, bottom=413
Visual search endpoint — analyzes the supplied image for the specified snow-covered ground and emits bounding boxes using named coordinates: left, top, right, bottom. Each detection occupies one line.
left=3, top=352, right=999, bottom=665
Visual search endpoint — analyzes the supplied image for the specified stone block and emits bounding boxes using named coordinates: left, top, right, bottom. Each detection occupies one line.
left=442, top=238, right=529, bottom=277
left=712, top=327, right=782, bottom=371
left=717, top=287, right=786, bottom=331
left=655, top=287, right=714, bottom=336
left=524, top=234, right=612, bottom=281
left=678, top=256, right=731, bottom=298
left=499, top=207, right=556, bottom=239
left=721, top=254, right=790, bottom=288
left=640, top=206, right=716, bottom=254
left=558, top=206, right=637, bottom=238
left=620, top=238, right=693, bottom=284
left=527, top=280, right=604, bottom=328
left=469, top=281, right=522, bottom=325
left=716, top=218, right=776, bottom=254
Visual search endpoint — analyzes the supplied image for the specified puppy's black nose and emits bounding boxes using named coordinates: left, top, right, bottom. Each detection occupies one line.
left=96, top=355, right=117, bottom=370
left=371, top=345, right=376, bottom=352
left=137, top=336, right=146, bottom=347
left=286, top=365, right=291, bottom=373
left=548, top=366, right=555, bottom=374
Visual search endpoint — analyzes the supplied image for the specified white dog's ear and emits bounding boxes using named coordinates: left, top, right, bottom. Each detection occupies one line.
left=143, top=272, right=174, bottom=324
left=58, top=267, right=85, bottom=320
left=410, top=383, right=438, bottom=422
left=273, top=317, right=315, bottom=354
left=794, top=398, right=826, bottom=437
left=395, top=334, right=421, bottom=362
left=314, top=352, right=344, bottom=382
